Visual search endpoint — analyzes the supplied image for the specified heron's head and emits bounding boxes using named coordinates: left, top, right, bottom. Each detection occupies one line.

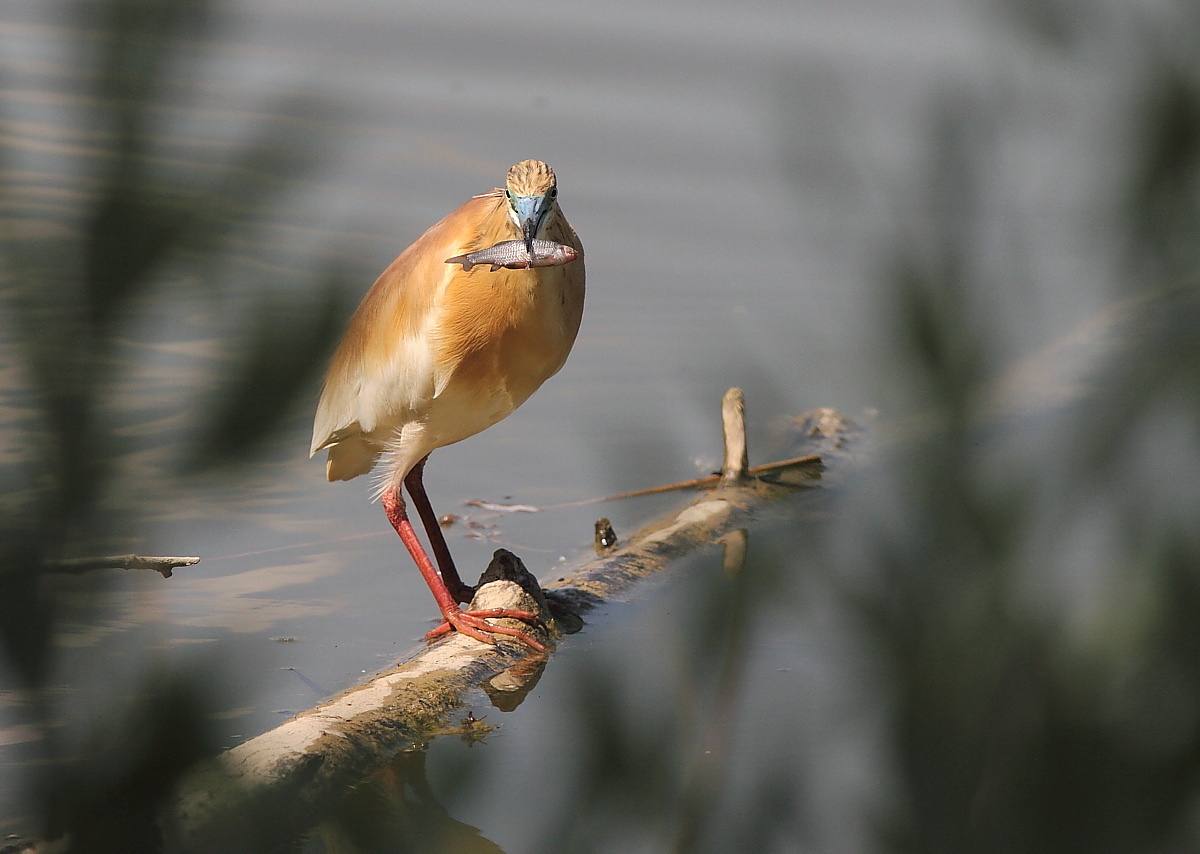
left=505, top=160, right=558, bottom=254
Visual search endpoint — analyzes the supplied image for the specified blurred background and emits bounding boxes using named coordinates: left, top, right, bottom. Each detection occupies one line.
left=2, top=0, right=1199, bottom=850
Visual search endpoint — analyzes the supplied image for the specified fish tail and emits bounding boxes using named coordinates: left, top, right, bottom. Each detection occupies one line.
left=445, top=254, right=474, bottom=271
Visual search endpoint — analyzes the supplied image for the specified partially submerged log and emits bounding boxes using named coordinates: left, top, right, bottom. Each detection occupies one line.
left=164, top=391, right=850, bottom=851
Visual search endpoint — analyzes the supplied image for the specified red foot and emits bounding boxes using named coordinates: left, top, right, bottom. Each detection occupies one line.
left=426, top=607, right=547, bottom=653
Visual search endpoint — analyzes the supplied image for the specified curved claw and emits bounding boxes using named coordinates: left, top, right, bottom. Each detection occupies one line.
left=426, top=607, right=548, bottom=652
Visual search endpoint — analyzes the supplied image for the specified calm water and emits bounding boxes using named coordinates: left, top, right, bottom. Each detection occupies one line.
left=0, top=0, right=1134, bottom=845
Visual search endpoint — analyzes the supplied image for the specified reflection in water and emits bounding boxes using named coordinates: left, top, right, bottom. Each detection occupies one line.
left=309, top=751, right=502, bottom=854
left=483, top=654, right=547, bottom=714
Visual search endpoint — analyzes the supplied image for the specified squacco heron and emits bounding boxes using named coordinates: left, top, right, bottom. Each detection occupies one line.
left=311, top=160, right=584, bottom=651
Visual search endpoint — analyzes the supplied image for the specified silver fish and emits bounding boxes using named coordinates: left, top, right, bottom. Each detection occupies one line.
left=445, top=239, right=579, bottom=272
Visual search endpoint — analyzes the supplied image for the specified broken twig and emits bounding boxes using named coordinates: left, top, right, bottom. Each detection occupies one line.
left=46, top=554, right=199, bottom=578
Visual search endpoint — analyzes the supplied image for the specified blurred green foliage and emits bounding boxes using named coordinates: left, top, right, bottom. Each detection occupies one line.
left=807, top=6, right=1200, bottom=853
left=1, top=0, right=346, bottom=849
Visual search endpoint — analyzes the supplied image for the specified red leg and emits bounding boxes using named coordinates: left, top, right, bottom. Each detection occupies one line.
left=381, top=484, right=546, bottom=652
left=403, top=456, right=473, bottom=604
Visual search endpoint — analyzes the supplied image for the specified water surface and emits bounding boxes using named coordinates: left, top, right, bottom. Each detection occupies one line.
left=0, top=0, right=1134, bottom=844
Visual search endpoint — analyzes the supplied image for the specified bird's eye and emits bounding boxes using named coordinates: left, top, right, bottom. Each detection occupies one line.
left=548, top=187, right=557, bottom=199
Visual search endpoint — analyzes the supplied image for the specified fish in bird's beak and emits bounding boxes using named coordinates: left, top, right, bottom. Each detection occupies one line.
left=511, top=194, right=551, bottom=256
